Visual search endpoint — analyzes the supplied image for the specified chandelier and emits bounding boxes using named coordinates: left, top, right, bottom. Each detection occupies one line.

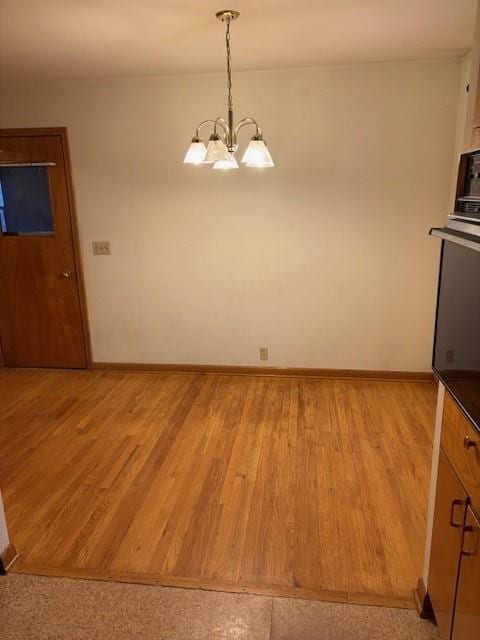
left=184, top=10, right=274, bottom=170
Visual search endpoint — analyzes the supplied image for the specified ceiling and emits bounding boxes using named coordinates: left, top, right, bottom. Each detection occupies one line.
left=0, top=0, right=477, bottom=83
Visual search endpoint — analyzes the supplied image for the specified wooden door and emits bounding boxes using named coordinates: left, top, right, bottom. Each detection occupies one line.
left=428, top=450, right=468, bottom=640
left=0, top=130, right=88, bottom=368
left=452, top=507, right=480, bottom=640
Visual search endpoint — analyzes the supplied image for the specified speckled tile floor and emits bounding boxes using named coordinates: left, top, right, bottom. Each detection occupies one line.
left=0, top=574, right=440, bottom=640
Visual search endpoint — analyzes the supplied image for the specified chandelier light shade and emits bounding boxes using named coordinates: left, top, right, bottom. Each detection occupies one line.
left=183, top=138, right=207, bottom=164
left=184, top=10, right=274, bottom=171
left=241, top=137, right=274, bottom=167
left=213, top=155, right=239, bottom=171
left=204, top=135, right=230, bottom=163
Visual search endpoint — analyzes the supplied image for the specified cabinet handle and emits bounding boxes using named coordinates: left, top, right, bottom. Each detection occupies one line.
left=464, top=435, right=479, bottom=449
left=461, top=524, right=479, bottom=557
left=450, top=499, right=466, bottom=528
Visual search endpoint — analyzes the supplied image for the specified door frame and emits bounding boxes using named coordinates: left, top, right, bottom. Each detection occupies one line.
left=0, top=127, right=92, bottom=368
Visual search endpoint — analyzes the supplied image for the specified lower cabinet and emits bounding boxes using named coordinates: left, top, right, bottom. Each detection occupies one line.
left=452, top=507, right=480, bottom=640
left=429, top=451, right=467, bottom=639
left=426, top=392, right=480, bottom=640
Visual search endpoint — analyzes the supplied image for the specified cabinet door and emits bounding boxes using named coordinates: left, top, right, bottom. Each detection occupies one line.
left=452, top=507, right=480, bottom=640
left=429, top=450, right=468, bottom=640
left=471, top=69, right=480, bottom=146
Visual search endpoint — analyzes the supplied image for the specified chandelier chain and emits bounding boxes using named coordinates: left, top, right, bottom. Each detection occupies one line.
left=225, top=16, right=233, bottom=113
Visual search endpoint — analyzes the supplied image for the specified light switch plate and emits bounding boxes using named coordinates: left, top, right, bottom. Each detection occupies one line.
left=259, top=347, right=269, bottom=361
left=92, top=241, right=111, bottom=255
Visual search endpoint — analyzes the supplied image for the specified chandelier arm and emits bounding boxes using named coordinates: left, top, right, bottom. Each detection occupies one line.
left=214, top=116, right=229, bottom=134
left=195, top=118, right=229, bottom=140
left=234, top=117, right=263, bottom=140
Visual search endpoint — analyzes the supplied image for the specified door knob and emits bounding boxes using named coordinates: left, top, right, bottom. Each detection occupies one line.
left=60, top=269, right=73, bottom=279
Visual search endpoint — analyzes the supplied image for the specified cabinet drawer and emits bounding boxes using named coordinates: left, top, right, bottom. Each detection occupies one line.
left=442, top=393, right=480, bottom=509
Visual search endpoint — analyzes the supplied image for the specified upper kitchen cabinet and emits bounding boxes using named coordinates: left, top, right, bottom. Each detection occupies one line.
left=472, top=69, right=480, bottom=148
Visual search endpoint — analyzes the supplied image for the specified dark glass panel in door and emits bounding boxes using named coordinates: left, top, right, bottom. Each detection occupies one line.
left=0, top=166, right=54, bottom=235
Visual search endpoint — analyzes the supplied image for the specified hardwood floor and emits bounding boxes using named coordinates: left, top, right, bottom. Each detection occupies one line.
left=0, top=369, right=437, bottom=605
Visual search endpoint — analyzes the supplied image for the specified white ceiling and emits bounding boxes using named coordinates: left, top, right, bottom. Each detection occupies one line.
left=0, top=0, right=477, bottom=83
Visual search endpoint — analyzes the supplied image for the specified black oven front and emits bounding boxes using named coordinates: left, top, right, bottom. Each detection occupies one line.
left=432, top=229, right=480, bottom=432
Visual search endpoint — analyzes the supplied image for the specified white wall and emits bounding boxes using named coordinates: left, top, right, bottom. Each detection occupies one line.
left=0, top=60, right=461, bottom=370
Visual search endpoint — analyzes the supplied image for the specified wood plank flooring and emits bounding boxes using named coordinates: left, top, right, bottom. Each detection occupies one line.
left=0, top=369, right=437, bottom=605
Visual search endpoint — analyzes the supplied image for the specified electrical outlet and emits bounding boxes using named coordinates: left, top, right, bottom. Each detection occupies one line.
left=92, top=241, right=111, bottom=255
left=446, top=349, right=455, bottom=365
left=259, top=347, right=269, bottom=361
